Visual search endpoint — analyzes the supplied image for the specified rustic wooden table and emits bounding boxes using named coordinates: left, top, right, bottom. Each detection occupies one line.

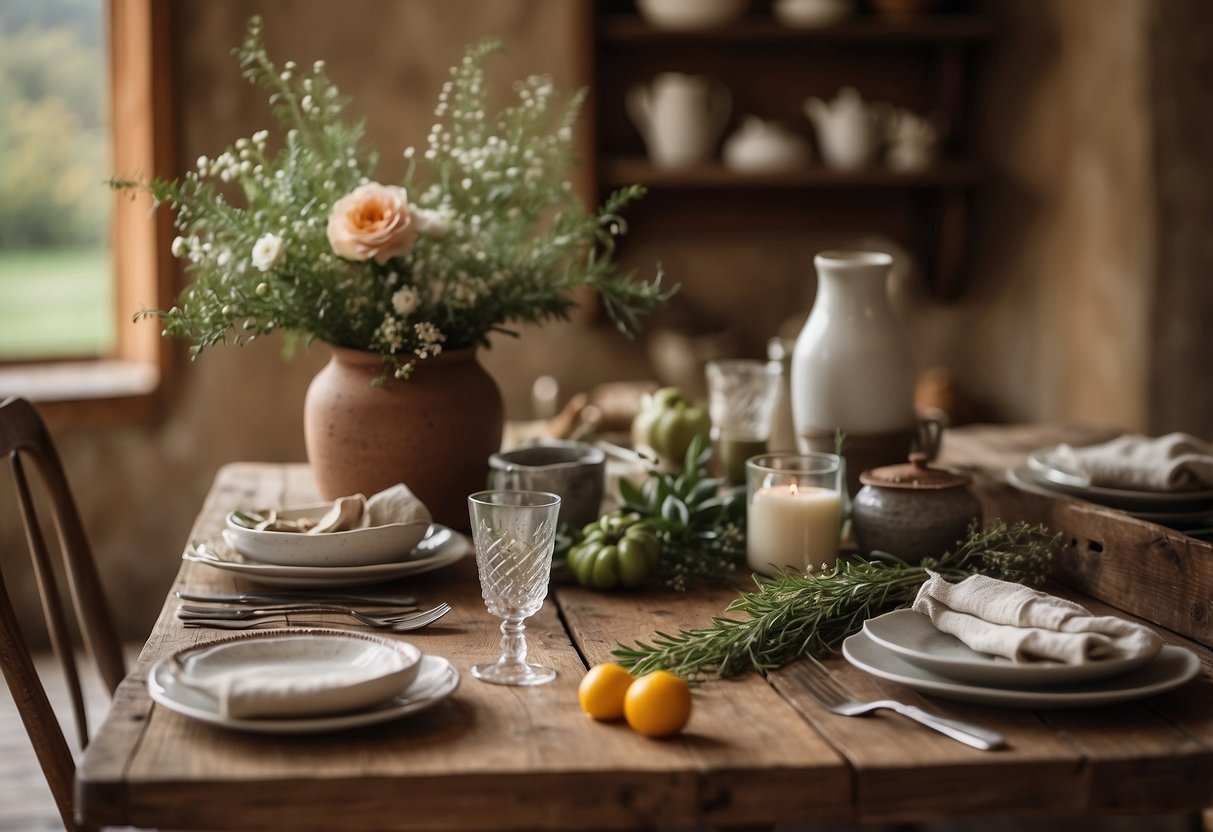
left=76, top=425, right=1213, bottom=830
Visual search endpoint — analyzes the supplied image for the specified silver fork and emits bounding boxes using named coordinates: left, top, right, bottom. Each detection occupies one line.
left=178, top=602, right=452, bottom=632
left=782, top=660, right=1006, bottom=751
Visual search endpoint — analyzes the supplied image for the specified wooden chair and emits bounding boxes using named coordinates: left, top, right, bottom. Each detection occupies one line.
left=0, top=397, right=126, bottom=831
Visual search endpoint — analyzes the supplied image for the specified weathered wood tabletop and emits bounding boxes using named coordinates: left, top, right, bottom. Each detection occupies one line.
left=76, top=425, right=1213, bottom=830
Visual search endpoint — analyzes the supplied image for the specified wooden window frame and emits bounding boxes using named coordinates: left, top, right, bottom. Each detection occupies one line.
left=0, top=0, right=176, bottom=430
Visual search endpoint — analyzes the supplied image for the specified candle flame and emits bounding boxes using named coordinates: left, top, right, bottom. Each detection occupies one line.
left=789, top=481, right=799, bottom=496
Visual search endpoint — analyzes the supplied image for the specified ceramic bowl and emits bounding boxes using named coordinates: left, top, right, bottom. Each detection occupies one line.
left=773, top=0, right=852, bottom=27
left=637, top=0, right=749, bottom=29
left=224, top=505, right=430, bottom=567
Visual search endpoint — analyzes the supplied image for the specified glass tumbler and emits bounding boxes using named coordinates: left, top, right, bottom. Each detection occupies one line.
left=745, top=453, right=842, bottom=576
left=467, top=490, right=561, bottom=686
left=705, top=359, right=782, bottom=486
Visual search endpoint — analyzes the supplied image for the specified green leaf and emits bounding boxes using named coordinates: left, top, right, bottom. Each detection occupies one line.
left=618, top=476, right=644, bottom=508
left=661, top=495, right=690, bottom=527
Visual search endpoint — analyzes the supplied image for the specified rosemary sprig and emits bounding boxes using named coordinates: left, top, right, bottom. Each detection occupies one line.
left=612, top=519, right=1061, bottom=680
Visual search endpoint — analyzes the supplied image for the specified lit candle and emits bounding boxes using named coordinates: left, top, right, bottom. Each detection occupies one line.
left=747, top=481, right=841, bottom=575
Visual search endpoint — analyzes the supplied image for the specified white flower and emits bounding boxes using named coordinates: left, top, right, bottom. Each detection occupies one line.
left=414, top=208, right=453, bottom=240
left=251, top=233, right=285, bottom=272
left=171, top=236, right=187, bottom=257
left=391, top=286, right=420, bottom=316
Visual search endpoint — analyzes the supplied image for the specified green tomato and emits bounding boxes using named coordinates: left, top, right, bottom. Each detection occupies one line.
left=617, top=538, right=657, bottom=587
left=569, top=513, right=663, bottom=590
left=591, top=545, right=620, bottom=589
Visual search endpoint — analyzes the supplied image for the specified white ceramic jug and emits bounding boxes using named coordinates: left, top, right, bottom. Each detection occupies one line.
left=628, top=73, right=732, bottom=169
left=791, top=250, right=922, bottom=494
left=803, top=87, right=880, bottom=171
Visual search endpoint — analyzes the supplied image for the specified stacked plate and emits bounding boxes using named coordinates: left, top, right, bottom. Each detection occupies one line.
left=148, top=629, right=459, bottom=732
left=1008, top=443, right=1213, bottom=535
left=183, top=506, right=470, bottom=588
left=843, top=609, right=1199, bottom=708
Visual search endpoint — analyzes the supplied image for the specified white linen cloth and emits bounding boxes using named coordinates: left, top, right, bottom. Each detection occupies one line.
left=912, top=572, right=1163, bottom=665
left=175, top=636, right=421, bottom=719
left=252, top=483, right=431, bottom=534
left=1047, top=433, right=1213, bottom=492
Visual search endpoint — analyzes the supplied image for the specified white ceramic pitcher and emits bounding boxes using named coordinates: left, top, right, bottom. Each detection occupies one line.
left=628, top=73, right=732, bottom=169
left=803, top=86, right=881, bottom=171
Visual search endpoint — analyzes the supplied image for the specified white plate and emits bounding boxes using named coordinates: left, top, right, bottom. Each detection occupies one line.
left=843, top=631, right=1199, bottom=709
left=1016, top=451, right=1213, bottom=511
left=150, top=638, right=460, bottom=733
left=863, top=610, right=1155, bottom=687
left=184, top=525, right=469, bottom=588
left=225, top=505, right=430, bottom=567
left=156, top=629, right=422, bottom=719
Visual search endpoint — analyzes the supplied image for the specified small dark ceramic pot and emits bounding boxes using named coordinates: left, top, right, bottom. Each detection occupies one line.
left=851, top=453, right=982, bottom=563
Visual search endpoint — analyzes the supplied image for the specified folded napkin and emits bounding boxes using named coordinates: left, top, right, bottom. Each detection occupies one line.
left=1047, top=433, right=1213, bottom=492
left=176, top=637, right=421, bottom=719
left=912, top=572, right=1162, bottom=665
left=253, top=483, right=432, bottom=534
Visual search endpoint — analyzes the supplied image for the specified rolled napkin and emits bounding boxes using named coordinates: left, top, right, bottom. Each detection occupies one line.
left=1046, top=433, right=1213, bottom=492
left=912, top=572, right=1163, bottom=665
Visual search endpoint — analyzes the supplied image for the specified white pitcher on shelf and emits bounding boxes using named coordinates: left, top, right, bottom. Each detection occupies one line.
left=627, top=73, right=732, bottom=170
left=803, top=86, right=882, bottom=171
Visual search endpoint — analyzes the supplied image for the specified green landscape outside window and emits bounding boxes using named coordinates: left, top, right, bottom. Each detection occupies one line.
left=0, top=0, right=114, bottom=359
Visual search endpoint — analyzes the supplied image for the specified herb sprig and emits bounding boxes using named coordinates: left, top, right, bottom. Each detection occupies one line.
left=612, top=519, right=1061, bottom=680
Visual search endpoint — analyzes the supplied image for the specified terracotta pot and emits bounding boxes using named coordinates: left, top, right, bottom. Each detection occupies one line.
left=304, top=345, right=504, bottom=531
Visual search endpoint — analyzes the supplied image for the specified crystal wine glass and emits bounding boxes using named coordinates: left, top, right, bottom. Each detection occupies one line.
left=467, top=490, right=561, bottom=686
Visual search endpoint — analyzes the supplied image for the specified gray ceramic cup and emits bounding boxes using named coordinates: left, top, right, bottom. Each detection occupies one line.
left=488, top=441, right=606, bottom=529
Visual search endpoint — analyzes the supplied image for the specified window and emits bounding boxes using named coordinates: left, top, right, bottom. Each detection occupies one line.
left=0, top=0, right=174, bottom=426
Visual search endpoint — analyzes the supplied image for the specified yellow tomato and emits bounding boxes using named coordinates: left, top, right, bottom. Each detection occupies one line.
left=623, top=670, right=692, bottom=737
left=578, top=663, right=634, bottom=721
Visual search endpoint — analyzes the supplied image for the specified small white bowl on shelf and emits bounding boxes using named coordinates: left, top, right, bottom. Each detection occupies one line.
left=224, top=505, right=431, bottom=568
left=772, top=0, right=853, bottom=28
left=637, top=0, right=749, bottom=30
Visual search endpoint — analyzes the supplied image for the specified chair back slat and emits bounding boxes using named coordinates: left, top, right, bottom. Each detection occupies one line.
left=0, top=397, right=126, bottom=832
left=12, top=452, right=92, bottom=749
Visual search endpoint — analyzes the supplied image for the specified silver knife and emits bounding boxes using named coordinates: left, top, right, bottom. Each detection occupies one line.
left=175, top=590, right=418, bottom=607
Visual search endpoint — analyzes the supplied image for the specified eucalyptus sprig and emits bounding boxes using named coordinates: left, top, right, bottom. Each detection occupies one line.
left=612, top=519, right=1062, bottom=680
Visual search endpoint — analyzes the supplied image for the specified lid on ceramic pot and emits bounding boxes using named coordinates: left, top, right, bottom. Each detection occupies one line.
left=859, top=453, right=970, bottom=490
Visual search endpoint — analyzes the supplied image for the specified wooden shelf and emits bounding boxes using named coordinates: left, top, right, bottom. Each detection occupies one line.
left=600, top=157, right=983, bottom=189
left=598, top=13, right=994, bottom=44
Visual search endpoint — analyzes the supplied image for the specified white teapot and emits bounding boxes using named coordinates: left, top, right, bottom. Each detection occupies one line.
left=803, top=86, right=881, bottom=171
left=628, top=73, right=732, bottom=170
left=722, top=116, right=811, bottom=173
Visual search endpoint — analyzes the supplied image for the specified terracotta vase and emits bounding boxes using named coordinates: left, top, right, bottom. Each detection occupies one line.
left=304, top=345, right=504, bottom=531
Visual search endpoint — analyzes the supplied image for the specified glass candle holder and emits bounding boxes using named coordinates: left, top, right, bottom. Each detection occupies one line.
left=746, top=453, right=842, bottom=576
left=705, top=359, right=781, bottom=486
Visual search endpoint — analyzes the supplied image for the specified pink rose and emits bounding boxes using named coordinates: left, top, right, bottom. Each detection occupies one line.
left=326, top=182, right=419, bottom=264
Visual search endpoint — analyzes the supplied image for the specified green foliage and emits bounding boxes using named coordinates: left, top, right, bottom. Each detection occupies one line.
left=614, top=434, right=746, bottom=590
left=612, top=519, right=1063, bottom=681
left=114, top=17, right=670, bottom=376
left=0, top=2, right=107, bottom=248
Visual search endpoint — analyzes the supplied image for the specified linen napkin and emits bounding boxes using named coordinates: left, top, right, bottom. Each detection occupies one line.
left=253, top=483, right=432, bottom=534
left=912, top=572, right=1162, bottom=665
left=1046, top=433, right=1213, bottom=492
left=175, top=638, right=421, bottom=719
